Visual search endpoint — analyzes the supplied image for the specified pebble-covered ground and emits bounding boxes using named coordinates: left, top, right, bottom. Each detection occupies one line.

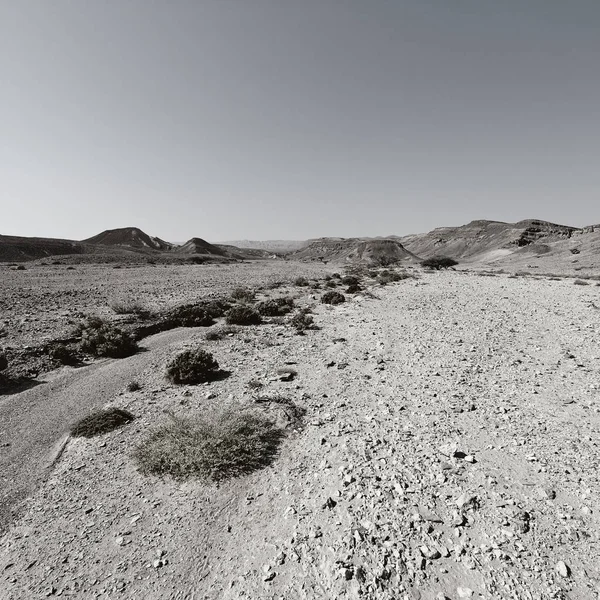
left=1, top=270, right=600, bottom=599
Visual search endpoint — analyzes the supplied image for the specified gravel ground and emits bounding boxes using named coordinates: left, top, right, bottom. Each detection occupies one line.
left=1, top=270, right=600, bottom=599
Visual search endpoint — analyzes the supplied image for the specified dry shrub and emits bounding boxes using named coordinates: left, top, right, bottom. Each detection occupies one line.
left=574, top=279, right=589, bottom=286
left=134, top=409, right=285, bottom=481
left=166, top=304, right=215, bottom=327
left=290, top=308, right=314, bottom=333
left=225, top=305, right=262, bottom=325
left=204, top=325, right=240, bottom=341
left=256, top=297, right=295, bottom=316
left=70, top=408, right=135, bottom=438
left=109, top=297, right=150, bottom=317
left=230, top=287, right=255, bottom=303
left=77, top=317, right=138, bottom=358
left=166, top=348, right=221, bottom=384
left=321, top=291, right=346, bottom=305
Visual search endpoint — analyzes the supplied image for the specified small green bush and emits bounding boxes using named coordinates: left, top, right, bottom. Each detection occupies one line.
left=230, top=287, right=255, bottom=303
left=256, top=297, right=295, bottom=317
left=77, top=317, right=138, bottom=358
left=346, top=283, right=361, bottom=293
left=225, top=305, right=262, bottom=325
left=421, top=256, right=458, bottom=270
left=294, top=277, right=309, bottom=287
left=321, top=291, right=346, bottom=305
left=166, top=348, right=221, bottom=384
left=70, top=408, right=135, bottom=438
left=134, top=409, right=285, bottom=481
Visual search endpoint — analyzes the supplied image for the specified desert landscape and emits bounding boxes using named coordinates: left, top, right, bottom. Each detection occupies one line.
left=0, top=221, right=599, bottom=599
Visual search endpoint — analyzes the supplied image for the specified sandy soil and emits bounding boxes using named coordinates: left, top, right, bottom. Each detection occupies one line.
left=1, top=270, right=600, bottom=599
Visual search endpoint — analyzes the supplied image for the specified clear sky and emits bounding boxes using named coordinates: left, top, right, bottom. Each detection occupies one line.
left=2, top=1, right=599, bottom=242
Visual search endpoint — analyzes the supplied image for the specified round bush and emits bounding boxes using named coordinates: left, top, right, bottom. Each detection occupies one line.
left=321, top=291, right=346, bottom=305
left=225, top=305, right=262, bottom=325
left=166, top=348, right=220, bottom=384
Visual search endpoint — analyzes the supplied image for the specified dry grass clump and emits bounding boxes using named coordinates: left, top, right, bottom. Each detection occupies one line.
left=321, top=291, right=346, bottom=305
left=256, top=297, right=295, bottom=317
left=109, top=297, right=150, bottom=317
left=166, top=348, right=221, bottom=384
left=230, top=287, right=255, bottom=303
left=225, top=305, right=262, bottom=325
left=70, top=408, right=135, bottom=438
left=77, top=317, right=139, bottom=358
left=134, top=409, right=285, bottom=481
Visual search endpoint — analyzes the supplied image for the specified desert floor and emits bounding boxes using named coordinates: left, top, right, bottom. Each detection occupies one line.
left=1, top=267, right=600, bottom=600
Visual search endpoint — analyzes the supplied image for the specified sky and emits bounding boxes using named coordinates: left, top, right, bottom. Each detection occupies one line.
left=2, top=1, right=599, bottom=242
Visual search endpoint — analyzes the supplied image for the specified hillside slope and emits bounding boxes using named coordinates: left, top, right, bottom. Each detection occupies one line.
left=291, top=238, right=420, bottom=264
left=83, top=228, right=173, bottom=251
left=401, top=219, right=579, bottom=262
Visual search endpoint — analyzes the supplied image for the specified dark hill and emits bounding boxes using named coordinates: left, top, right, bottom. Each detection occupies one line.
left=0, top=235, right=84, bottom=262
left=83, top=228, right=173, bottom=251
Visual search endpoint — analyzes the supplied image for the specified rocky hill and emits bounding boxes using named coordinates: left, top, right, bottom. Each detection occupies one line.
left=173, top=238, right=227, bottom=257
left=400, top=219, right=580, bottom=262
left=291, top=238, right=420, bottom=265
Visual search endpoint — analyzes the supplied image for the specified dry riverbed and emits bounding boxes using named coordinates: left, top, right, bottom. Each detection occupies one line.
left=1, top=270, right=600, bottom=599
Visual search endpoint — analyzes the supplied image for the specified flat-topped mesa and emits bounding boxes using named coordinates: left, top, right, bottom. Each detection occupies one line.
left=83, top=227, right=174, bottom=251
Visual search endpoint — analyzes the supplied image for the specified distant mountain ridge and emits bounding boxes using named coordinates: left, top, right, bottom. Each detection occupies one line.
left=1, top=220, right=597, bottom=265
